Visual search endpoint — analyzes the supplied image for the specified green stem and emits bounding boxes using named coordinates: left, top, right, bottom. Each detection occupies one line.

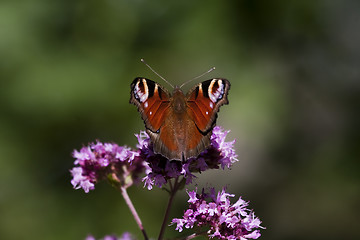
left=158, top=177, right=180, bottom=240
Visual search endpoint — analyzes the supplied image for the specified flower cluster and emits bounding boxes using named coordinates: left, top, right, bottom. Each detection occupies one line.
left=70, top=127, right=237, bottom=192
left=86, top=232, right=134, bottom=240
left=139, top=126, right=238, bottom=190
left=70, top=142, right=146, bottom=193
left=171, top=188, right=264, bottom=240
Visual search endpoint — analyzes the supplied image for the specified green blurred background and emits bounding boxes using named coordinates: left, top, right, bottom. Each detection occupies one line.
left=1, top=0, right=359, bottom=239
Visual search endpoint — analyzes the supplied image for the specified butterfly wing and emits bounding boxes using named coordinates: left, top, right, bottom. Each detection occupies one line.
left=130, top=78, right=171, bottom=133
left=186, top=78, right=231, bottom=133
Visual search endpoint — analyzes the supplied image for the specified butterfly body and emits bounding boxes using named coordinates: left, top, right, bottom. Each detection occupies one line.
left=130, top=78, right=230, bottom=160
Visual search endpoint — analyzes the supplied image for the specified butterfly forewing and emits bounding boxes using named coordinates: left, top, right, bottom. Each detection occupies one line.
left=186, top=79, right=230, bottom=132
left=130, top=78, right=171, bottom=132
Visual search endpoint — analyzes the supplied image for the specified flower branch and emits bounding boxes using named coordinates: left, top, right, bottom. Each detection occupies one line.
left=120, top=186, right=148, bottom=240
left=70, top=127, right=264, bottom=240
left=158, top=177, right=180, bottom=240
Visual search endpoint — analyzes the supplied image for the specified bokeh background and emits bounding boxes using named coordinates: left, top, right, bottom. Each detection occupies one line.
left=1, top=0, right=359, bottom=239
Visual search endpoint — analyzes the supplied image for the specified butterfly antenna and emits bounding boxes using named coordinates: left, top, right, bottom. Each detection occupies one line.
left=141, top=59, right=174, bottom=88
left=179, top=66, right=216, bottom=88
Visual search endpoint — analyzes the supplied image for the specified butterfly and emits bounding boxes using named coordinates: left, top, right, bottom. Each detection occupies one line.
left=130, top=78, right=230, bottom=161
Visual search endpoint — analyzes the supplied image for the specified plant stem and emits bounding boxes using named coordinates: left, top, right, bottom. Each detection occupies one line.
left=158, top=177, right=179, bottom=240
left=172, top=231, right=208, bottom=240
left=120, top=186, right=149, bottom=240
left=184, top=233, right=198, bottom=240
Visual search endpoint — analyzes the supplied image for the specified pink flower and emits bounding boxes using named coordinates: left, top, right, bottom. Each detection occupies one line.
left=70, top=141, right=145, bottom=192
left=171, top=188, right=265, bottom=240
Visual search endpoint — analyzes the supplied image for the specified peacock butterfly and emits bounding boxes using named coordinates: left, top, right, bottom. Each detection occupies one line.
left=130, top=77, right=230, bottom=161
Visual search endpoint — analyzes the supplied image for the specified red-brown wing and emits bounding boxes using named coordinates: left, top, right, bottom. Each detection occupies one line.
left=186, top=79, right=231, bottom=132
left=130, top=78, right=171, bottom=132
